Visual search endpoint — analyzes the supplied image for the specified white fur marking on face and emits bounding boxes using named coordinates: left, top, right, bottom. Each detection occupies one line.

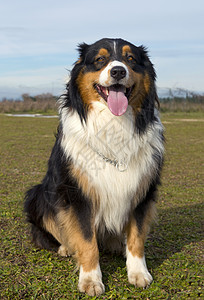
left=78, top=264, right=105, bottom=296
left=126, top=248, right=153, bottom=288
left=113, top=41, right=117, bottom=55
left=99, top=60, right=129, bottom=87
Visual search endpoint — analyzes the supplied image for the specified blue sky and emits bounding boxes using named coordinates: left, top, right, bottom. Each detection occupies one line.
left=0, top=0, right=203, bottom=99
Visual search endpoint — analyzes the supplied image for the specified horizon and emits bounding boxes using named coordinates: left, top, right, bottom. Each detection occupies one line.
left=0, top=0, right=204, bottom=99
left=1, top=86, right=202, bottom=102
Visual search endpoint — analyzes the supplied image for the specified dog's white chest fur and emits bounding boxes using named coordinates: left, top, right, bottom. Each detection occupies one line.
left=60, top=102, right=164, bottom=234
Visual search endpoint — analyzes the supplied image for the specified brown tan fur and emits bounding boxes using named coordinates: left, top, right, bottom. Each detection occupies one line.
left=77, top=69, right=101, bottom=108
left=58, top=209, right=99, bottom=272
left=122, top=45, right=132, bottom=57
left=43, top=215, right=62, bottom=245
left=44, top=208, right=99, bottom=272
left=70, top=164, right=100, bottom=212
left=96, top=48, right=110, bottom=59
left=126, top=201, right=156, bottom=258
left=127, top=71, right=151, bottom=115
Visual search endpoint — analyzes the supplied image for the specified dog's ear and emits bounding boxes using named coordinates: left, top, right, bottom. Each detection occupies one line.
left=135, top=46, right=158, bottom=134
left=78, top=43, right=89, bottom=56
left=61, top=42, right=90, bottom=123
left=138, top=45, right=156, bottom=80
left=76, top=43, right=89, bottom=63
left=63, top=62, right=87, bottom=123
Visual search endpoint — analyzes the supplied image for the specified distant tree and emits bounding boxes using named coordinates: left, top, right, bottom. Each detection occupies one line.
left=35, top=93, right=55, bottom=102
left=22, top=94, right=34, bottom=102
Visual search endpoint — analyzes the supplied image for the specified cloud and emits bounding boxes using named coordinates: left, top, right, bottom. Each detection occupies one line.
left=0, top=0, right=204, bottom=98
left=1, top=0, right=203, bottom=57
left=0, top=63, right=71, bottom=99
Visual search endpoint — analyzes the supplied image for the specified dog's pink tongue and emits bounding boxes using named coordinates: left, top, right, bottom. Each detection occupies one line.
left=107, top=87, right=128, bottom=116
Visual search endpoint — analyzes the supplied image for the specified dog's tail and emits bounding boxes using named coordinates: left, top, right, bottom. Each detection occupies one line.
left=24, top=184, right=60, bottom=251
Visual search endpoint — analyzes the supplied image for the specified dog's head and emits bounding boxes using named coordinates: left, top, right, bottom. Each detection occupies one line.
left=64, top=38, right=158, bottom=132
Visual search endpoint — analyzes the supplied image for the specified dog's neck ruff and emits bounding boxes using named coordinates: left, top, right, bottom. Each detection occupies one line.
left=88, top=143, right=128, bottom=172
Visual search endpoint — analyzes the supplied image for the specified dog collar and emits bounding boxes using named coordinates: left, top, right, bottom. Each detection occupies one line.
left=89, top=144, right=128, bottom=172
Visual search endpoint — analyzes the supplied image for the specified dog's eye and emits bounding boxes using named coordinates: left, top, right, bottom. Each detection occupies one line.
left=127, top=55, right=135, bottom=62
left=96, top=56, right=105, bottom=63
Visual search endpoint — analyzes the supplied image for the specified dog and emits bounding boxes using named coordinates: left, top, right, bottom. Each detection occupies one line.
left=24, top=38, right=164, bottom=296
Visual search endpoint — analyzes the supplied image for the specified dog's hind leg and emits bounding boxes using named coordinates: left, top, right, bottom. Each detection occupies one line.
left=24, top=184, right=61, bottom=251
left=30, top=223, right=60, bottom=251
left=57, top=245, right=71, bottom=257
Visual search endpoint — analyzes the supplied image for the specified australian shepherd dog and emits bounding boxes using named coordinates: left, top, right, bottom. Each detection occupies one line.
left=24, top=38, right=164, bottom=296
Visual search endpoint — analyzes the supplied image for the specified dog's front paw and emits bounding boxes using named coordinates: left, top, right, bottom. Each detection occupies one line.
left=78, top=264, right=105, bottom=296
left=126, top=252, right=153, bottom=288
left=78, top=278, right=105, bottom=296
left=128, top=269, right=153, bottom=288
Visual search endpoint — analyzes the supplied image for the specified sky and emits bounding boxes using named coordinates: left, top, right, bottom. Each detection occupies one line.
left=0, top=0, right=204, bottom=99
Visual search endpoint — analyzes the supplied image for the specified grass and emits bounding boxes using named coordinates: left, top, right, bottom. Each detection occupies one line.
left=0, top=112, right=203, bottom=299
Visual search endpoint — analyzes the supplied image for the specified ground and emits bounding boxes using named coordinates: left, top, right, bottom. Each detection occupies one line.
left=0, top=112, right=203, bottom=299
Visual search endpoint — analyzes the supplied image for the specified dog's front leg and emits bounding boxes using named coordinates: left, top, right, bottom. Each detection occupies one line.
left=57, top=209, right=104, bottom=296
left=77, top=232, right=105, bottom=296
left=126, top=200, right=156, bottom=288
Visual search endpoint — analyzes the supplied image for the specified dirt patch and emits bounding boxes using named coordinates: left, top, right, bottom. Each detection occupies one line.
left=163, top=118, right=204, bottom=124
left=174, top=118, right=204, bottom=122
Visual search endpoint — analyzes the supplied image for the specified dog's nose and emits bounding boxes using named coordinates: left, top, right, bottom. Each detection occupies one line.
left=110, top=66, right=126, bottom=81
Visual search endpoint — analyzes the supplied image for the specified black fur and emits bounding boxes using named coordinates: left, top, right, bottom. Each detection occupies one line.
left=24, top=129, right=94, bottom=248
left=63, top=65, right=88, bottom=122
left=133, top=179, right=159, bottom=232
left=30, top=224, right=60, bottom=251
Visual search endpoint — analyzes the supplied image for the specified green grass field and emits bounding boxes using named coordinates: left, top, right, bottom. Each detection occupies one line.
left=0, top=113, right=203, bottom=299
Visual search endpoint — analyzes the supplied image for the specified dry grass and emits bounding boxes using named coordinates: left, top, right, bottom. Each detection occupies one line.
left=0, top=93, right=58, bottom=114
left=160, top=101, right=204, bottom=112
left=0, top=93, right=203, bottom=114
left=0, top=99, right=57, bottom=114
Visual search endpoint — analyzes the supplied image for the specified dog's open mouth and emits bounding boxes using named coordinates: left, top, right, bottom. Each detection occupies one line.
left=95, top=84, right=133, bottom=116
